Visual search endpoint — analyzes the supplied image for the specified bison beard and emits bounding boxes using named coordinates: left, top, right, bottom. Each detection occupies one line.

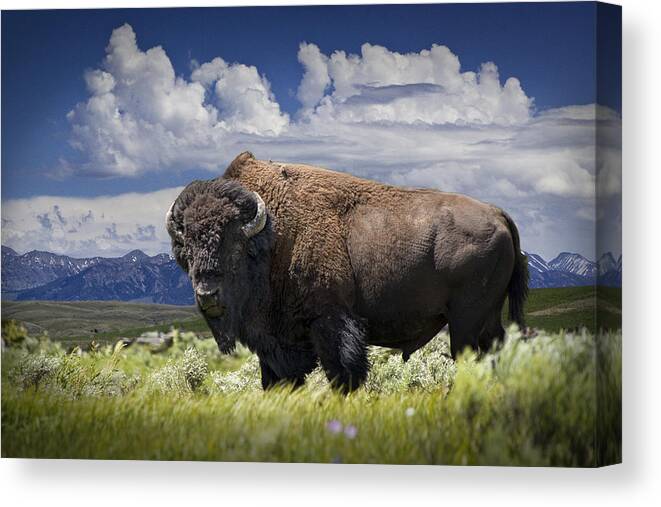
left=166, top=152, right=528, bottom=392
left=204, top=315, right=236, bottom=354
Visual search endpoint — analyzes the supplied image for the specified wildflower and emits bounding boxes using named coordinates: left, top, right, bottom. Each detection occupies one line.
left=326, top=419, right=343, bottom=434
left=344, top=424, right=358, bottom=439
left=405, top=407, right=416, bottom=417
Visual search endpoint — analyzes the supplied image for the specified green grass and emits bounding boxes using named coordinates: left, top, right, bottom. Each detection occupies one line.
left=0, top=288, right=622, bottom=465
left=503, top=286, right=621, bottom=333
left=0, top=300, right=204, bottom=345
left=1, top=322, right=621, bottom=466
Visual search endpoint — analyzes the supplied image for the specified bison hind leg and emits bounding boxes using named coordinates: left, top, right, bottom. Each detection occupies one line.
left=448, top=303, right=506, bottom=359
left=447, top=296, right=493, bottom=359
left=477, top=306, right=506, bottom=354
left=311, top=311, right=369, bottom=393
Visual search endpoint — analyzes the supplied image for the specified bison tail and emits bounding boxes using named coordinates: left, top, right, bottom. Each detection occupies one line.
left=502, top=211, right=529, bottom=329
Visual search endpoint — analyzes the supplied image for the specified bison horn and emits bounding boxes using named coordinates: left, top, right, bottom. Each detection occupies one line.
left=242, top=192, right=267, bottom=239
left=165, top=200, right=185, bottom=243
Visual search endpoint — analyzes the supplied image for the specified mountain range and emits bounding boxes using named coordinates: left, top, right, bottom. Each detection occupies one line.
left=525, top=250, right=621, bottom=288
left=1, top=246, right=194, bottom=305
left=1, top=246, right=621, bottom=305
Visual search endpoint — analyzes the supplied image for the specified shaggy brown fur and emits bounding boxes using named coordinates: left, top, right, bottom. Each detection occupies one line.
left=168, top=151, right=528, bottom=391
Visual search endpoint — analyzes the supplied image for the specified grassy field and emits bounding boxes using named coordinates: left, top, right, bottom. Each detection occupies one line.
left=1, top=287, right=621, bottom=465
left=509, top=286, right=622, bottom=333
left=0, top=300, right=203, bottom=344
left=1, top=285, right=621, bottom=346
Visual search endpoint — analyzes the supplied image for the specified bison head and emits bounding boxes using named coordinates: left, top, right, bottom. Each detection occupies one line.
left=165, top=178, right=272, bottom=353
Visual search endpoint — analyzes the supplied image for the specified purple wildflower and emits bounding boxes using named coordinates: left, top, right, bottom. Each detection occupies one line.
left=344, top=424, right=358, bottom=439
left=326, top=419, right=343, bottom=434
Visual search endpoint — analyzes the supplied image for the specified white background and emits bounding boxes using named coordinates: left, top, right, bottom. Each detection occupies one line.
left=1, top=0, right=659, bottom=505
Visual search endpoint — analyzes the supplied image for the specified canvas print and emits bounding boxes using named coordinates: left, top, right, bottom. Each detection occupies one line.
left=1, top=2, right=621, bottom=466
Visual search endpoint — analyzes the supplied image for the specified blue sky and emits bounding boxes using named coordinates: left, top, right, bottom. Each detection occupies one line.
left=0, top=3, right=621, bottom=260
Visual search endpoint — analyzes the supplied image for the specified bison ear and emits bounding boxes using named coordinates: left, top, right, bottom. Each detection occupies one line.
left=165, top=200, right=185, bottom=244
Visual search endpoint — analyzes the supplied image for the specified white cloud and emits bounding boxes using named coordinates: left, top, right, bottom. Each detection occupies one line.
left=191, top=57, right=289, bottom=135
left=296, top=43, right=330, bottom=110
left=1, top=187, right=183, bottom=257
left=297, top=43, right=532, bottom=126
left=19, top=24, right=621, bottom=260
left=84, top=69, right=115, bottom=95
left=66, top=23, right=288, bottom=177
left=65, top=27, right=535, bottom=178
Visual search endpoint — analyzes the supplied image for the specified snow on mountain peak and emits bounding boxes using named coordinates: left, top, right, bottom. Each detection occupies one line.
left=523, top=252, right=550, bottom=274
left=548, top=252, right=597, bottom=278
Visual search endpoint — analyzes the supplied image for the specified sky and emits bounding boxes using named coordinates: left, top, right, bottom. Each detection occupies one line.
left=1, top=3, right=621, bottom=261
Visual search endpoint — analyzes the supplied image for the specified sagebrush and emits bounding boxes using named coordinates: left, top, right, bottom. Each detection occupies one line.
left=1, top=322, right=621, bottom=465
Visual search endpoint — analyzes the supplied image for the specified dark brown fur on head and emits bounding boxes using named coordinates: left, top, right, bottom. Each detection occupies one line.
left=167, top=178, right=274, bottom=353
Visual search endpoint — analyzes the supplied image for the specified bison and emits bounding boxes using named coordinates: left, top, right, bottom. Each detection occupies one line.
left=166, top=152, right=528, bottom=391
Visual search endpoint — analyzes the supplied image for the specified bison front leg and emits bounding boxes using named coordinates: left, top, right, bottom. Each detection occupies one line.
left=258, top=347, right=316, bottom=391
left=259, top=357, right=281, bottom=390
left=310, top=311, right=369, bottom=393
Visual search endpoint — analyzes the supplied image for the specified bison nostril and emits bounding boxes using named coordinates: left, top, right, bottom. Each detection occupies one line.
left=195, top=288, right=219, bottom=309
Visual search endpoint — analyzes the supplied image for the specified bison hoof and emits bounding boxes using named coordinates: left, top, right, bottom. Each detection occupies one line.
left=326, top=370, right=366, bottom=394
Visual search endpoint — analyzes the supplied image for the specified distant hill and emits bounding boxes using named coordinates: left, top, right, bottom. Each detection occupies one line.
left=1, top=300, right=201, bottom=340
left=1, top=246, right=621, bottom=305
